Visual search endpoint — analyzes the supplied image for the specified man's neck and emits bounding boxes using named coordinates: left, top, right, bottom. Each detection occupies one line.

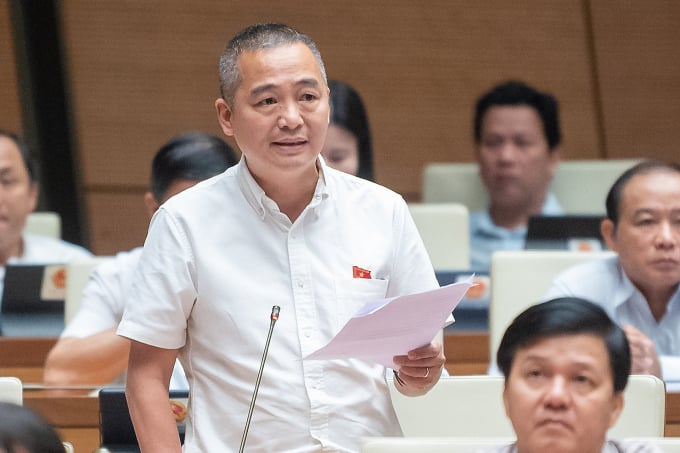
left=639, top=284, right=676, bottom=322
left=0, top=236, right=24, bottom=266
left=253, top=164, right=320, bottom=223
left=488, top=195, right=547, bottom=229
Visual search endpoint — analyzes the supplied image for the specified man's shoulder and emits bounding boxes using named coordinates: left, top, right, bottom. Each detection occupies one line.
left=22, top=234, right=92, bottom=262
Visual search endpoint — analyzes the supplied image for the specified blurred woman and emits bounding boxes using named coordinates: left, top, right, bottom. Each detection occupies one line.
left=322, top=80, right=374, bottom=181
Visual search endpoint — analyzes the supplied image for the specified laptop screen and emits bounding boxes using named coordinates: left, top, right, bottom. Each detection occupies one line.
left=1, top=264, right=66, bottom=337
left=99, top=388, right=188, bottom=452
left=525, top=215, right=605, bottom=251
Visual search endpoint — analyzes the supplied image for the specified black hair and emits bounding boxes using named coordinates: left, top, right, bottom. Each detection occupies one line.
left=497, top=297, right=631, bottom=393
left=473, top=80, right=561, bottom=150
left=150, top=131, right=238, bottom=202
left=0, top=129, right=37, bottom=182
left=605, top=159, right=680, bottom=226
left=0, top=402, right=65, bottom=453
left=328, top=80, right=374, bottom=181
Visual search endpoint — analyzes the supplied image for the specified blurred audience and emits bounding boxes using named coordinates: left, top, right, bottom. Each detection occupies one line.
left=486, top=297, right=661, bottom=453
left=0, top=130, right=91, bottom=299
left=470, top=81, right=561, bottom=270
left=43, top=131, right=237, bottom=386
left=545, top=160, right=680, bottom=381
left=321, top=80, right=374, bottom=181
left=0, top=402, right=66, bottom=453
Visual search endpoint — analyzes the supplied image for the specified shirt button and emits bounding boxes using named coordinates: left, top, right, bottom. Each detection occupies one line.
left=304, top=331, right=311, bottom=338
left=297, top=280, right=304, bottom=288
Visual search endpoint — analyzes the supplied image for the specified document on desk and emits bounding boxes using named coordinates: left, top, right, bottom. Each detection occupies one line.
left=305, top=278, right=473, bottom=368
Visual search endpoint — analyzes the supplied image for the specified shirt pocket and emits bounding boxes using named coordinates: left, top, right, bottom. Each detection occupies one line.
left=335, top=277, right=389, bottom=327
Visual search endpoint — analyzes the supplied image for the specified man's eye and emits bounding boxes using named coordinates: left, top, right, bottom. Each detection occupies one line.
left=258, top=98, right=276, bottom=106
left=301, top=93, right=317, bottom=102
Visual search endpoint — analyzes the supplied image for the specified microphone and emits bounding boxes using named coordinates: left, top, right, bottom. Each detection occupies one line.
left=238, top=305, right=280, bottom=453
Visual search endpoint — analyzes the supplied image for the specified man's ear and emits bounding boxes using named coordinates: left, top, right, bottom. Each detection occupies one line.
left=607, top=391, right=625, bottom=429
left=548, top=147, right=561, bottom=178
left=601, top=218, right=618, bottom=252
left=28, top=181, right=38, bottom=213
left=143, top=192, right=159, bottom=219
left=215, top=98, right=235, bottom=137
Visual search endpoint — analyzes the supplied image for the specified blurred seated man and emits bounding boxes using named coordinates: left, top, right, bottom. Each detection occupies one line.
left=487, top=297, right=661, bottom=453
left=43, top=131, right=237, bottom=386
left=0, top=130, right=91, bottom=297
left=0, top=402, right=67, bottom=453
left=545, top=160, right=680, bottom=381
left=470, top=81, right=562, bottom=270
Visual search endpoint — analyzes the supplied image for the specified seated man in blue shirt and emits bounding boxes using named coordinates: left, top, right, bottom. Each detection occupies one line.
left=545, top=160, right=680, bottom=382
left=470, top=81, right=562, bottom=270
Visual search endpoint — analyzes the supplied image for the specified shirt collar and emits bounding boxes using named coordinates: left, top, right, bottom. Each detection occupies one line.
left=236, top=156, right=329, bottom=221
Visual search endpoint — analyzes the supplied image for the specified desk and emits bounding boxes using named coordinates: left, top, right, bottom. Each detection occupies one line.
left=667, top=391, right=680, bottom=436
left=444, top=331, right=489, bottom=375
left=0, top=337, right=56, bottom=382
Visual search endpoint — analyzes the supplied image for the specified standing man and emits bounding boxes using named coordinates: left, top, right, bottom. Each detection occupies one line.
left=545, top=160, right=680, bottom=381
left=470, top=80, right=562, bottom=270
left=119, top=23, right=444, bottom=452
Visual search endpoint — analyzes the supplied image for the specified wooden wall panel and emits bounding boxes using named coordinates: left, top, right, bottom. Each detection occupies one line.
left=59, top=1, right=599, bottom=252
left=85, top=192, right=149, bottom=255
left=0, top=0, right=23, bottom=134
left=589, top=1, right=680, bottom=160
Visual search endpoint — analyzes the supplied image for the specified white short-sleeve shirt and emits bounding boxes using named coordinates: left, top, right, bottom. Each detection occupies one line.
left=118, top=159, right=439, bottom=452
left=545, top=255, right=680, bottom=382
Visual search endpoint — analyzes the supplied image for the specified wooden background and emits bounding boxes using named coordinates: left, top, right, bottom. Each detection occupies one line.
left=1, top=1, right=679, bottom=254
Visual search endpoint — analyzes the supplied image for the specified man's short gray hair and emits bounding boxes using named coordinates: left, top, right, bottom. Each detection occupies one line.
left=218, top=23, right=328, bottom=109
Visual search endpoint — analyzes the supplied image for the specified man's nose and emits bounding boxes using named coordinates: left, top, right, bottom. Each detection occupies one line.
left=277, top=102, right=303, bottom=129
left=543, top=376, right=570, bottom=408
left=655, top=221, right=677, bottom=249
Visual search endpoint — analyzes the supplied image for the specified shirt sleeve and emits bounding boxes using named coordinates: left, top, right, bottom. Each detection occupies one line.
left=117, top=208, right=197, bottom=349
left=61, top=260, right=123, bottom=338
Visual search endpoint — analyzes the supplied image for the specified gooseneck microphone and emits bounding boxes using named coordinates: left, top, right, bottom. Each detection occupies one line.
left=238, top=305, right=280, bottom=453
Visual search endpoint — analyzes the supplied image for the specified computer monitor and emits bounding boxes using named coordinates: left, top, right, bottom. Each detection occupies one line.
left=525, top=215, right=605, bottom=251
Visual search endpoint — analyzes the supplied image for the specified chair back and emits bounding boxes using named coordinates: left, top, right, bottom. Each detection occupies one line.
left=387, top=374, right=664, bottom=440
left=362, top=436, right=512, bottom=453
left=24, top=212, right=61, bottom=238
left=65, top=256, right=113, bottom=324
left=389, top=375, right=514, bottom=437
left=422, top=159, right=641, bottom=214
left=612, top=375, right=666, bottom=438
left=408, top=203, right=469, bottom=270
left=489, top=249, right=614, bottom=361
left=0, top=376, right=23, bottom=405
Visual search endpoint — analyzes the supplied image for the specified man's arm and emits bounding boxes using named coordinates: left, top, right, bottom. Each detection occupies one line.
left=624, top=324, right=662, bottom=379
left=126, top=340, right=181, bottom=453
left=392, top=340, right=446, bottom=397
left=43, top=327, right=129, bottom=385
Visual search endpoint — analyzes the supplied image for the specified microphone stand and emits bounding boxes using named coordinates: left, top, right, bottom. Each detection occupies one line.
left=238, top=305, right=280, bottom=453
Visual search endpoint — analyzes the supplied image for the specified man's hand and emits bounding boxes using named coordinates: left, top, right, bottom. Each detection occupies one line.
left=624, top=324, right=662, bottom=378
left=392, top=341, right=445, bottom=396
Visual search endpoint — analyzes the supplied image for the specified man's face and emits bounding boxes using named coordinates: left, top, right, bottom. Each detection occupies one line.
left=503, top=334, right=623, bottom=453
left=215, top=42, right=329, bottom=183
left=476, top=106, right=559, bottom=211
left=602, top=171, right=680, bottom=295
left=0, top=137, right=38, bottom=255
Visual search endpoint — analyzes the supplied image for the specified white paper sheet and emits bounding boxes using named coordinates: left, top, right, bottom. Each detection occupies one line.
left=305, top=278, right=473, bottom=367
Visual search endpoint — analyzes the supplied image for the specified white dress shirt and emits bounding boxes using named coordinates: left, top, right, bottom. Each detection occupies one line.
left=118, top=158, right=439, bottom=452
left=545, top=255, right=680, bottom=382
